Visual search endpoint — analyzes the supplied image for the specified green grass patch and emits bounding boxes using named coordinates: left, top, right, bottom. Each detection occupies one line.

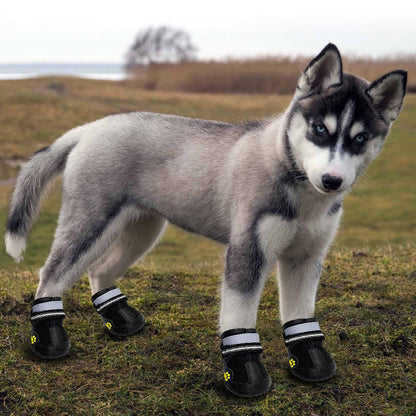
left=1, top=247, right=415, bottom=415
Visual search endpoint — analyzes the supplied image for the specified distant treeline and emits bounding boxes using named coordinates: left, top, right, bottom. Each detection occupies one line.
left=127, top=56, right=416, bottom=94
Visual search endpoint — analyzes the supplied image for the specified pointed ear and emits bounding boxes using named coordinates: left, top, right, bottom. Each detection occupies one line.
left=365, top=70, right=407, bottom=122
left=297, top=43, right=343, bottom=96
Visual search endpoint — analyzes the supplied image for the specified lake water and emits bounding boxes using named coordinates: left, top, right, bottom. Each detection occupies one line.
left=0, top=63, right=126, bottom=81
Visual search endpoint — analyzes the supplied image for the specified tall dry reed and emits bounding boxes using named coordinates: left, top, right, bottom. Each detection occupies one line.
left=127, top=55, right=416, bottom=94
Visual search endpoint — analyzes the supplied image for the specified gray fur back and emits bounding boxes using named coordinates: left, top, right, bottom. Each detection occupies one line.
left=61, top=112, right=270, bottom=244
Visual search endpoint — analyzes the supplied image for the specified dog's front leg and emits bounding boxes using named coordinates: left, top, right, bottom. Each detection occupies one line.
left=219, top=235, right=272, bottom=397
left=277, top=256, right=336, bottom=382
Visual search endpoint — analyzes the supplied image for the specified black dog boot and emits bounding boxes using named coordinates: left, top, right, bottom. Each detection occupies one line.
left=283, top=318, right=336, bottom=382
left=92, top=286, right=145, bottom=337
left=221, top=328, right=272, bottom=397
left=30, top=297, right=71, bottom=359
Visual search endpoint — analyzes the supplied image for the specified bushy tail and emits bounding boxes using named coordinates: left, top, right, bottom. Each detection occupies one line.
left=5, top=128, right=81, bottom=262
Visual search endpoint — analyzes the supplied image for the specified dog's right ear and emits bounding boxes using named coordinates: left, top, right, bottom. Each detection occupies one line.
left=296, top=43, right=343, bottom=96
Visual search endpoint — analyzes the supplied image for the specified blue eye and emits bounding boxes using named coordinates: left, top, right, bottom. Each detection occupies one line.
left=313, top=124, right=327, bottom=135
left=354, top=132, right=368, bottom=144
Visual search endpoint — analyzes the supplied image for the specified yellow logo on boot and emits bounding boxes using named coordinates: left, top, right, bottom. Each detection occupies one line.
left=31, top=335, right=37, bottom=344
left=224, top=371, right=231, bottom=381
left=289, top=358, right=297, bottom=368
left=105, top=322, right=112, bottom=329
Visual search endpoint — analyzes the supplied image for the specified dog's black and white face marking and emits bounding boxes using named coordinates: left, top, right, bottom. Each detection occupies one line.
left=287, top=44, right=406, bottom=195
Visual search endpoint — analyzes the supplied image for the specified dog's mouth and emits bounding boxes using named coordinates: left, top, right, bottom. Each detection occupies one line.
left=310, top=181, right=344, bottom=195
left=312, top=184, right=332, bottom=195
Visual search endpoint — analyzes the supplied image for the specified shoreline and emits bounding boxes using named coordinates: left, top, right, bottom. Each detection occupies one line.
left=0, top=73, right=126, bottom=81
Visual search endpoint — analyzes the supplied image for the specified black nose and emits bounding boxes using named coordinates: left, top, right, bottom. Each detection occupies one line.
left=321, top=174, right=343, bottom=191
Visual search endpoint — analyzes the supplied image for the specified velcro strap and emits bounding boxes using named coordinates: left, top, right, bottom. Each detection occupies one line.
left=221, top=332, right=262, bottom=356
left=93, top=287, right=128, bottom=313
left=93, top=288, right=124, bottom=307
left=284, top=322, right=321, bottom=337
left=95, top=295, right=127, bottom=313
left=283, top=320, right=325, bottom=346
left=32, top=300, right=63, bottom=313
left=31, top=298, right=65, bottom=321
left=222, top=333, right=260, bottom=347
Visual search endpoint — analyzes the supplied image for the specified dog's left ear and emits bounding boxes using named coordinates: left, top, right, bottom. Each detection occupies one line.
left=366, top=70, right=407, bottom=122
left=297, top=43, right=343, bottom=96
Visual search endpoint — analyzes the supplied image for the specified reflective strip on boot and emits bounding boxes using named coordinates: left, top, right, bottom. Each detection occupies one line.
left=283, top=319, right=325, bottom=346
left=31, top=297, right=65, bottom=322
left=92, top=287, right=127, bottom=313
left=221, top=331, right=263, bottom=356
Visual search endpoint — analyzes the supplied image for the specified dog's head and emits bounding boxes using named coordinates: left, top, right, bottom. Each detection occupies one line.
left=285, top=43, right=407, bottom=195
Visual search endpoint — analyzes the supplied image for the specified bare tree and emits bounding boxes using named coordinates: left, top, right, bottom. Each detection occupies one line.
left=125, top=26, right=197, bottom=69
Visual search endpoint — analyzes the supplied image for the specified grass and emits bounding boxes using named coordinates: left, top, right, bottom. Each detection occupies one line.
left=1, top=249, right=415, bottom=415
left=0, top=77, right=415, bottom=415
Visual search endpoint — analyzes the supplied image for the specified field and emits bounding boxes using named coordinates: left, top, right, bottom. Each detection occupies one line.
left=0, top=77, right=415, bottom=415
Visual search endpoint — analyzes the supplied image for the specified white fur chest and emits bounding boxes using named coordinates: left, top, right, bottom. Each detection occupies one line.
left=256, top=190, right=341, bottom=262
left=289, top=206, right=338, bottom=259
left=256, top=215, right=297, bottom=263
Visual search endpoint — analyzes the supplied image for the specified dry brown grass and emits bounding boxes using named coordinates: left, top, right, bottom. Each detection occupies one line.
left=0, top=77, right=290, bottom=160
left=128, top=55, right=416, bottom=94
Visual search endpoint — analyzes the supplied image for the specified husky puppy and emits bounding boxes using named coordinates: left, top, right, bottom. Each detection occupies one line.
left=5, top=44, right=406, bottom=397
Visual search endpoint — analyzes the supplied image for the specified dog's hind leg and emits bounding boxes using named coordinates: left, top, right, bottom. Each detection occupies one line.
left=35, top=205, right=136, bottom=298
left=31, top=198, right=137, bottom=359
left=88, top=213, right=166, bottom=337
left=88, top=212, right=167, bottom=294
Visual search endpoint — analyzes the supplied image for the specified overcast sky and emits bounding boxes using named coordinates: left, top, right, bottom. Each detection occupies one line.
left=1, top=0, right=415, bottom=63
